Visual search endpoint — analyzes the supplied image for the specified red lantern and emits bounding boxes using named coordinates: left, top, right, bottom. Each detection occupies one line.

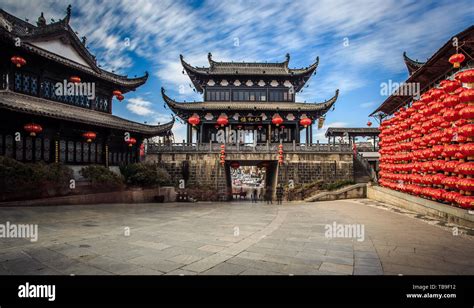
left=459, top=89, right=474, bottom=104
left=116, top=94, right=124, bottom=101
left=457, top=162, right=474, bottom=176
left=443, top=94, right=460, bottom=108
left=455, top=195, right=474, bottom=209
left=456, top=178, right=474, bottom=192
left=230, top=161, right=240, bottom=169
left=455, top=69, right=474, bottom=88
left=188, top=115, right=200, bottom=126
left=440, top=79, right=461, bottom=93
left=82, top=131, right=96, bottom=143
left=272, top=114, right=283, bottom=126
left=459, top=124, right=474, bottom=138
left=113, top=90, right=122, bottom=97
left=217, top=115, right=229, bottom=127
left=299, top=117, right=312, bottom=128
left=366, top=120, right=372, bottom=127
left=11, top=56, right=26, bottom=68
left=23, top=123, right=42, bottom=137
left=460, top=143, right=474, bottom=159
left=126, top=137, right=137, bottom=147
left=448, top=53, right=465, bottom=68
left=459, top=106, right=474, bottom=121
left=69, top=76, right=81, bottom=83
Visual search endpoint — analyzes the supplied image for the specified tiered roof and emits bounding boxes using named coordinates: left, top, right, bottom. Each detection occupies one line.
left=162, top=87, right=338, bottom=115
left=0, top=6, right=148, bottom=92
left=371, top=26, right=474, bottom=116
left=181, top=53, right=319, bottom=92
left=0, top=90, right=173, bottom=137
left=403, top=52, right=425, bottom=75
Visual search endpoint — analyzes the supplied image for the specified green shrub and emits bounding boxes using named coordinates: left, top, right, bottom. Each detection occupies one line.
left=120, top=162, right=171, bottom=187
left=321, top=179, right=355, bottom=191
left=0, top=157, right=73, bottom=201
left=80, top=165, right=124, bottom=188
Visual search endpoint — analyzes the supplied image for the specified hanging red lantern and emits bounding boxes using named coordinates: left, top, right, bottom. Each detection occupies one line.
left=455, top=195, right=474, bottom=209
left=448, top=53, right=465, bottom=68
left=366, top=120, right=372, bottom=127
left=272, top=114, right=283, bottom=126
left=456, top=178, right=474, bottom=192
left=459, top=89, right=474, bottom=104
left=460, top=143, right=474, bottom=160
left=299, top=117, right=312, bottom=128
left=217, top=115, right=229, bottom=127
left=443, top=95, right=460, bottom=108
left=82, top=131, right=96, bottom=143
left=113, top=90, right=122, bottom=97
left=116, top=94, right=124, bottom=101
left=188, top=115, right=200, bottom=126
left=459, top=105, right=474, bottom=121
left=69, top=76, right=81, bottom=83
left=457, top=162, right=474, bottom=176
left=459, top=124, right=474, bottom=138
left=230, top=161, right=240, bottom=169
left=23, top=123, right=42, bottom=137
left=440, top=79, right=461, bottom=93
left=11, top=56, right=26, bottom=68
left=126, top=137, right=137, bottom=147
left=455, top=69, right=474, bottom=88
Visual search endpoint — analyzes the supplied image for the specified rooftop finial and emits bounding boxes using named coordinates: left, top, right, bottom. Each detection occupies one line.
left=65, top=4, right=72, bottom=23
left=81, top=36, right=87, bottom=45
left=208, top=52, right=213, bottom=64
left=285, top=53, right=290, bottom=63
left=36, top=12, right=46, bottom=27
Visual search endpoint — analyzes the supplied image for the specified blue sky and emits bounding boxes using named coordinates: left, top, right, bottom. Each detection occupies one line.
left=2, top=0, right=473, bottom=141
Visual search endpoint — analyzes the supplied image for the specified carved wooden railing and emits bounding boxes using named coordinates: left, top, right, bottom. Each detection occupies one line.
left=147, top=142, right=353, bottom=153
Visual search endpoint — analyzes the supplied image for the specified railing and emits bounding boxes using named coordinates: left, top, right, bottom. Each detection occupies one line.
left=147, top=142, right=352, bottom=153
left=354, top=152, right=378, bottom=182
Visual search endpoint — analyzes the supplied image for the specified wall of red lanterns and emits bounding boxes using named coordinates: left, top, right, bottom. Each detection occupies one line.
left=378, top=67, right=474, bottom=209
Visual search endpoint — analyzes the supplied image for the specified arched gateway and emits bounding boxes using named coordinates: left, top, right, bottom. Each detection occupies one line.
left=147, top=53, right=354, bottom=200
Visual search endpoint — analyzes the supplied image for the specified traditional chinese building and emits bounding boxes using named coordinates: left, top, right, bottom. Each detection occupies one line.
left=0, top=6, right=173, bottom=166
left=371, top=26, right=474, bottom=209
left=162, top=53, right=338, bottom=144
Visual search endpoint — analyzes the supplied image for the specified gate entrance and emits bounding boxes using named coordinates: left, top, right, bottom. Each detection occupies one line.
left=225, top=160, right=278, bottom=202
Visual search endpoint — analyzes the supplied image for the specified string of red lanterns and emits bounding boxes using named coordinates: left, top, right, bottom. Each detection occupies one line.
left=378, top=64, right=474, bottom=209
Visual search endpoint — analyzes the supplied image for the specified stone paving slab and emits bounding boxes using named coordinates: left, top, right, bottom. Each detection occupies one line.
left=0, top=199, right=473, bottom=275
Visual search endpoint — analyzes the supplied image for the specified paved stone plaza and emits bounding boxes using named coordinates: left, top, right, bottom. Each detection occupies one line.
left=0, top=199, right=473, bottom=275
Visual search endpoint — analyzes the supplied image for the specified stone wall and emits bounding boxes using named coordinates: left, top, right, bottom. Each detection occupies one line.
left=367, top=184, right=474, bottom=228
left=147, top=152, right=354, bottom=193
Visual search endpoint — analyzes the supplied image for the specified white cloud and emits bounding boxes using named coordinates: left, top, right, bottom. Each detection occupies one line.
left=126, top=97, right=153, bottom=116
left=360, top=101, right=376, bottom=108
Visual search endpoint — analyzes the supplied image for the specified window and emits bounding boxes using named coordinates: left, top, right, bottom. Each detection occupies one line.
left=269, top=90, right=293, bottom=102
left=14, top=71, right=38, bottom=96
left=207, top=90, right=230, bottom=101
left=232, top=90, right=267, bottom=101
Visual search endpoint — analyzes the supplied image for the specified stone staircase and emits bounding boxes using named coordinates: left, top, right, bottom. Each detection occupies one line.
left=304, top=183, right=367, bottom=202
left=353, top=153, right=376, bottom=183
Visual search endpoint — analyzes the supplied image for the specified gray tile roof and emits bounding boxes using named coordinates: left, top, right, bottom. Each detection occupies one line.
left=0, top=90, right=173, bottom=136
